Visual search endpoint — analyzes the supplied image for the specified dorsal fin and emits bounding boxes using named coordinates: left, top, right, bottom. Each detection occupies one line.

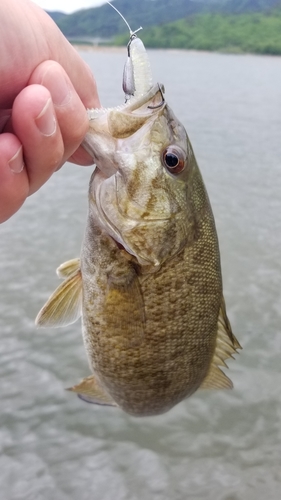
left=200, top=297, right=241, bottom=390
left=200, top=365, right=233, bottom=390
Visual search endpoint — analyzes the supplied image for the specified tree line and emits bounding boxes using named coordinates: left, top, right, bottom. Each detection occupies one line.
left=114, top=9, right=281, bottom=55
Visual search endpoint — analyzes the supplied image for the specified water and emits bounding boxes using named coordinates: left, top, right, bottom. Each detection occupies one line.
left=0, top=49, right=281, bottom=499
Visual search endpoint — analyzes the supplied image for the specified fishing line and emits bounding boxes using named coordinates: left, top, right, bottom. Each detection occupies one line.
left=106, top=1, right=142, bottom=38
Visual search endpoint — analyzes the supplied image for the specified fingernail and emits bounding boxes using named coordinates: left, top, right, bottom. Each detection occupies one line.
left=35, top=98, right=56, bottom=136
left=9, top=145, right=24, bottom=173
left=42, top=70, right=71, bottom=107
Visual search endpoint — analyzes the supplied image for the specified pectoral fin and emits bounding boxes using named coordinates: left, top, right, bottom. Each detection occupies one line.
left=200, top=297, right=241, bottom=390
left=35, top=269, right=82, bottom=327
left=67, top=375, right=117, bottom=407
left=56, top=258, right=80, bottom=279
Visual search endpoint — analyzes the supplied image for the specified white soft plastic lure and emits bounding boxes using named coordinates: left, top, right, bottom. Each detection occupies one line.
left=106, top=1, right=153, bottom=100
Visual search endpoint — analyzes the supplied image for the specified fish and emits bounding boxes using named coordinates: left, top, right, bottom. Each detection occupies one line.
left=36, top=27, right=241, bottom=416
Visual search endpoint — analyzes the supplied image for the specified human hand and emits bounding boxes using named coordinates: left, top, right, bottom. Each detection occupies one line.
left=0, top=0, right=100, bottom=223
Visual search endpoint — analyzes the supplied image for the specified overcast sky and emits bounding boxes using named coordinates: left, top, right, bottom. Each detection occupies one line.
left=33, top=0, right=107, bottom=14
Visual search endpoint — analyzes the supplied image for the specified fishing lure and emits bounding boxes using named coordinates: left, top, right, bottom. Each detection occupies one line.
left=106, top=1, right=153, bottom=101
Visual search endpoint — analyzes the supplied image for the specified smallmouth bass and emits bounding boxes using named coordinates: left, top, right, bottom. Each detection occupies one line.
left=36, top=33, right=241, bottom=416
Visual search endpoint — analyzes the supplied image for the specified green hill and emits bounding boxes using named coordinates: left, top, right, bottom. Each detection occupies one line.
left=219, top=0, right=280, bottom=12
left=46, top=11, right=67, bottom=22
left=51, top=0, right=281, bottom=38
left=54, top=0, right=203, bottom=38
left=46, top=0, right=281, bottom=55
left=118, top=8, right=281, bottom=55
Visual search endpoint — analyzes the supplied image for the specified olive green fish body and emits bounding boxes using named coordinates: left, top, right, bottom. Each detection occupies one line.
left=81, top=198, right=221, bottom=416
left=74, top=94, right=236, bottom=416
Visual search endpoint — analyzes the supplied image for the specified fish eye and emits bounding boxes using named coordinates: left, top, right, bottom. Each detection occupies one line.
left=162, top=146, right=186, bottom=174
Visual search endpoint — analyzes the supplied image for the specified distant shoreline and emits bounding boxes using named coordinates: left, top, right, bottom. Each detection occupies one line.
left=72, top=44, right=281, bottom=57
left=72, top=44, right=125, bottom=52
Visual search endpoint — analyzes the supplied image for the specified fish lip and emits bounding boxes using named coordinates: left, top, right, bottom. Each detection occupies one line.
left=86, top=83, right=165, bottom=121
left=121, top=82, right=165, bottom=113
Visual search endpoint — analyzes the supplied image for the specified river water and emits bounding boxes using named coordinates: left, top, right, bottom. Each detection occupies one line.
left=0, top=48, right=280, bottom=500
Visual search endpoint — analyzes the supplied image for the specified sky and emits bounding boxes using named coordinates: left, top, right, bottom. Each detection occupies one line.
left=33, top=0, right=107, bottom=14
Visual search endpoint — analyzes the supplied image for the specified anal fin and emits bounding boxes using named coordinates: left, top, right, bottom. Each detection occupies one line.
left=67, top=375, right=117, bottom=407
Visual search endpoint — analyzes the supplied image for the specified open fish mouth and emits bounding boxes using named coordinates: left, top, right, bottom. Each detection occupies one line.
left=82, top=84, right=167, bottom=179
